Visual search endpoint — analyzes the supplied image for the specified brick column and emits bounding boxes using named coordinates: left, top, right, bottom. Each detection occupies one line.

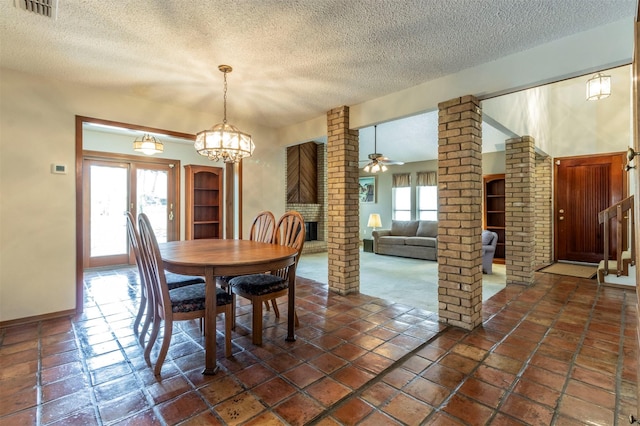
left=505, top=136, right=536, bottom=285
left=437, top=96, right=483, bottom=330
left=534, top=154, right=553, bottom=269
left=327, top=106, right=360, bottom=295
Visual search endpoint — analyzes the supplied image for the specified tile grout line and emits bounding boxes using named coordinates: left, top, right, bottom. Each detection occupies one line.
left=312, top=283, right=532, bottom=425
left=305, top=325, right=453, bottom=424
left=614, top=290, right=630, bottom=426
left=548, top=281, right=601, bottom=425
left=491, top=280, right=582, bottom=425
left=70, top=319, right=105, bottom=426
left=420, top=280, right=570, bottom=424
left=36, top=322, right=43, bottom=426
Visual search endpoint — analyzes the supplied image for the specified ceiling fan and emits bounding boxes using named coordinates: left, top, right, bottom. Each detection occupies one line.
left=361, top=125, right=404, bottom=173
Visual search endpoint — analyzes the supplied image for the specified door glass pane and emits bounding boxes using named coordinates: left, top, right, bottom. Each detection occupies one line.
left=137, top=168, right=168, bottom=243
left=90, top=165, right=128, bottom=257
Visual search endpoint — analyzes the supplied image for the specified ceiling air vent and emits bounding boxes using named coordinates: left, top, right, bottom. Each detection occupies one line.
left=14, top=0, right=57, bottom=19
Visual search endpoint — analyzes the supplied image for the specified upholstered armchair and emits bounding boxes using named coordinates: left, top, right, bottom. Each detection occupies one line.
left=481, top=230, right=499, bottom=274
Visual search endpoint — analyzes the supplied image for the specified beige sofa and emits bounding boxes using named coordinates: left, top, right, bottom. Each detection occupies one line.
left=372, top=220, right=437, bottom=261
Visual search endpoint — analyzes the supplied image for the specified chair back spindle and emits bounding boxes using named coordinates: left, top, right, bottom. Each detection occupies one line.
left=250, top=211, right=276, bottom=243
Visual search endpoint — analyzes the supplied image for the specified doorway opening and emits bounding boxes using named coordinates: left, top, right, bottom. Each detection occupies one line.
left=75, top=116, right=195, bottom=313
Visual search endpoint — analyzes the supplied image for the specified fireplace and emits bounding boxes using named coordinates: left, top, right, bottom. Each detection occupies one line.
left=305, top=222, right=318, bottom=241
left=285, top=142, right=327, bottom=253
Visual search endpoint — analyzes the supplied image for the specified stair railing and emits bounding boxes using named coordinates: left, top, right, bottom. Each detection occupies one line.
left=597, top=195, right=635, bottom=276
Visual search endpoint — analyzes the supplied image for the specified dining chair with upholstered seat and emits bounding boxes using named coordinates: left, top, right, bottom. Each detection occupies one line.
left=229, top=210, right=305, bottom=345
left=125, top=212, right=205, bottom=348
left=218, top=210, right=277, bottom=327
left=137, top=213, right=233, bottom=375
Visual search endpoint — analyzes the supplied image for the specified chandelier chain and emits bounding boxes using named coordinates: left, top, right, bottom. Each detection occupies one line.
left=223, top=70, right=228, bottom=124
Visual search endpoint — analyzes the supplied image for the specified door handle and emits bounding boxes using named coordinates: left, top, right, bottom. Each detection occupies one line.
left=169, top=203, right=174, bottom=221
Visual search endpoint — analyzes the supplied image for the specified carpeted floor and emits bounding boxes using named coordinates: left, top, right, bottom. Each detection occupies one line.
left=538, top=262, right=598, bottom=279
left=296, top=250, right=506, bottom=313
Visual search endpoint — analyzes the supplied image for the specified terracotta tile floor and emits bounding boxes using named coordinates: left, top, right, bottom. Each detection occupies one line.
left=0, top=268, right=637, bottom=425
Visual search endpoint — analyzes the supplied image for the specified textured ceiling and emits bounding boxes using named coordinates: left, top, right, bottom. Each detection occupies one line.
left=0, top=0, right=635, bottom=132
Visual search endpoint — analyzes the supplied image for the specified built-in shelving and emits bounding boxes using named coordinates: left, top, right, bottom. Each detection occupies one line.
left=185, top=165, right=223, bottom=240
left=484, top=174, right=505, bottom=263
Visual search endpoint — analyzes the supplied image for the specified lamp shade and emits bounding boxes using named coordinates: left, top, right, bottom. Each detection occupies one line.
left=367, top=213, right=382, bottom=228
left=586, top=73, right=611, bottom=100
left=195, top=65, right=254, bottom=163
left=133, top=134, right=163, bottom=155
left=195, top=122, right=254, bottom=163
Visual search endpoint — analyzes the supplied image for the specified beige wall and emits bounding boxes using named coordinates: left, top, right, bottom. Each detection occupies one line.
left=483, top=65, right=632, bottom=157
left=0, top=69, right=284, bottom=322
left=1, top=17, right=634, bottom=322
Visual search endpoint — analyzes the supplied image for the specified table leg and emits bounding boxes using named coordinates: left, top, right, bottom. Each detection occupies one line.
left=286, top=263, right=296, bottom=342
left=203, top=266, right=218, bottom=375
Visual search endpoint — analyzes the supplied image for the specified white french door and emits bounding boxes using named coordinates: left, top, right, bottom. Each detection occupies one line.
left=83, top=155, right=178, bottom=268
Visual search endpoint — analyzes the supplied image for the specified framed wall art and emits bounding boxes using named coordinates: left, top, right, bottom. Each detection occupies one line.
left=359, top=176, right=376, bottom=203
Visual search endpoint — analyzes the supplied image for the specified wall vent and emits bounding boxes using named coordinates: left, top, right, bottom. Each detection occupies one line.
left=14, top=0, right=57, bottom=19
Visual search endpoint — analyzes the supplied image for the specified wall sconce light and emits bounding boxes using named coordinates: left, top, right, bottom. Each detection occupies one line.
left=586, top=73, right=611, bottom=101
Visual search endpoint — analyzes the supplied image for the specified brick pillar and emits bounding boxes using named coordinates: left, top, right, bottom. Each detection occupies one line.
left=437, top=95, right=483, bottom=330
left=505, top=136, right=536, bottom=285
left=327, top=106, right=360, bottom=295
left=534, top=154, right=553, bottom=269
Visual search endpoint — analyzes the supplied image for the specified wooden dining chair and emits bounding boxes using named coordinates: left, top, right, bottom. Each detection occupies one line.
left=229, top=211, right=305, bottom=345
left=137, top=213, right=233, bottom=375
left=125, top=212, right=204, bottom=348
left=219, top=210, right=277, bottom=327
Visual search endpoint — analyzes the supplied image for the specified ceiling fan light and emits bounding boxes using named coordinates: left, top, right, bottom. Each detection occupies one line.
left=362, top=124, right=394, bottom=173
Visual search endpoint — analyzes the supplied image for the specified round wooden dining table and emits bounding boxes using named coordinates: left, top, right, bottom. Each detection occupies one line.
left=158, top=239, right=298, bottom=375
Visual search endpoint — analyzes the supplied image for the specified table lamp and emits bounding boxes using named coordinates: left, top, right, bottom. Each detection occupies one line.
left=367, top=213, right=382, bottom=233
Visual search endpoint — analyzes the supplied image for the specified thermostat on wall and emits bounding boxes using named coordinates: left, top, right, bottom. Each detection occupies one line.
left=51, top=164, right=67, bottom=174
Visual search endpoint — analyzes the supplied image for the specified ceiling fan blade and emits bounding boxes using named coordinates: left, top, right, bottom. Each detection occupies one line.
left=378, top=156, right=404, bottom=165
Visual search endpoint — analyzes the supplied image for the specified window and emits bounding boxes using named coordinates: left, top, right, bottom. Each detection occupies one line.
left=393, top=187, right=411, bottom=220
left=418, top=186, right=437, bottom=220
left=392, top=173, right=411, bottom=220
left=417, top=171, right=437, bottom=221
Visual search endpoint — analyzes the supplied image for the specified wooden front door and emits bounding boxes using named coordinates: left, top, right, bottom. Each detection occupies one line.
left=555, top=153, right=625, bottom=263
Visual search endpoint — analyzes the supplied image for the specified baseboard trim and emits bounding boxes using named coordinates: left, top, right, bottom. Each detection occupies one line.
left=0, top=309, right=77, bottom=329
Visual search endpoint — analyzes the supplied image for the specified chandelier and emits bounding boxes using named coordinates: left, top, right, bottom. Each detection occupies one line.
left=133, top=133, right=163, bottom=155
left=586, top=72, right=611, bottom=101
left=195, top=65, right=255, bottom=163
